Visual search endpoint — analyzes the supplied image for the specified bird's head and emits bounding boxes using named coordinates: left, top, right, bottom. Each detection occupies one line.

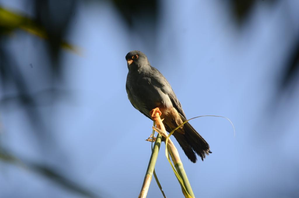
left=125, top=50, right=149, bottom=70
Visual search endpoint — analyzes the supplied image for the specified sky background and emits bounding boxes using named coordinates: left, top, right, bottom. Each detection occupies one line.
left=1, top=0, right=299, bottom=198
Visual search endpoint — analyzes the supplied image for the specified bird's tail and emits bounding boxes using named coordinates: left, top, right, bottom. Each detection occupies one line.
left=183, top=121, right=211, bottom=161
left=172, top=117, right=211, bottom=163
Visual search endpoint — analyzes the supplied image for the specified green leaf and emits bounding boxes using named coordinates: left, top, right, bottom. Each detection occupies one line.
left=0, top=7, right=80, bottom=54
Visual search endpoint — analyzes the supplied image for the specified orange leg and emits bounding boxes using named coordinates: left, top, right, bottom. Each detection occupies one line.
left=150, top=107, right=162, bottom=121
left=146, top=133, right=156, bottom=142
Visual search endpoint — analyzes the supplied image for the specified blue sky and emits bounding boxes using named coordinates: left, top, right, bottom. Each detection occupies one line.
left=1, top=0, right=299, bottom=197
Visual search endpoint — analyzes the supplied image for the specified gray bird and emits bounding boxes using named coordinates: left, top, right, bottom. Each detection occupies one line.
left=125, top=50, right=211, bottom=162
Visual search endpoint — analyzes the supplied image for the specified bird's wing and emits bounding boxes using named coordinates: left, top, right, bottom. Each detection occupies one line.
left=168, top=92, right=186, bottom=118
left=149, top=66, right=187, bottom=119
left=126, top=82, right=152, bottom=119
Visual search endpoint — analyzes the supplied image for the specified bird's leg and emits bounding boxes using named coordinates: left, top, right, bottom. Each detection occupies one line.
left=146, top=107, right=163, bottom=142
left=146, top=133, right=156, bottom=142
left=150, top=107, right=162, bottom=121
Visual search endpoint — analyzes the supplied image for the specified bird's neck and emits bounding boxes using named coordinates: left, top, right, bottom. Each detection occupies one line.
left=129, top=64, right=150, bottom=74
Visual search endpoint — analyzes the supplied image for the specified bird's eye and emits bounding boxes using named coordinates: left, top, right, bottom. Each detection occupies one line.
left=131, top=55, right=139, bottom=60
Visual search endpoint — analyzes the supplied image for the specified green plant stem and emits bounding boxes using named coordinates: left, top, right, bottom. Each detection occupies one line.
left=138, top=133, right=162, bottom=198
left=166, top=141, right=195, bottom=198
left=175, top=162, right=194, bottom=198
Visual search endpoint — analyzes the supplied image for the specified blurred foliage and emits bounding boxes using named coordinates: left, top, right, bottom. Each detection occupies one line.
left=112, top=0, right=158, bottom=28
left=0, top=0, right=298, bottom=197
left=111, top=0, right=159, bottom=49
left=280, top=37, right=299, bottom=94
left=227, top=0, right=299, bottom=95
left=0, top=148, right=99, bottom=198
left=0, top=0, right=92, bottom=196
left=0, top=7, right=79, bottom=55
left=228, top=0, right=277, bottom=25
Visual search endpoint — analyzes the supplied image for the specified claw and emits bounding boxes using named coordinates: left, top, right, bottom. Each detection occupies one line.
left=146, top=136, right=156, bottom=142
left=150, top=107, right=162, bottom=120
left=146, top=133, right=156, bottom=142
left=145, top=134, right=156, bottom=142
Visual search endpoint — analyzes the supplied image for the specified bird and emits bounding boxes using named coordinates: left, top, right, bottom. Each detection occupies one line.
left=125, top=50, right=211, bottom=163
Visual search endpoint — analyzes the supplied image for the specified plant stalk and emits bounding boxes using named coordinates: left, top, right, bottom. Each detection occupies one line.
left=138, top=130, right=162, bottom=198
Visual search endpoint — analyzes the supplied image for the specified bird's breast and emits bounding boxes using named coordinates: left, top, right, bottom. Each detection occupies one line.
left=127, top=73, right=173, bottom=115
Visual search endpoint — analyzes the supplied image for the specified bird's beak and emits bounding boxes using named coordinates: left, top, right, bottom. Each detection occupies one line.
left=127, top=59, right=133, bottom=65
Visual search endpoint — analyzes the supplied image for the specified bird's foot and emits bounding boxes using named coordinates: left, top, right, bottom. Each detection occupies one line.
left=146, top=134, right=156, bottom=142
left=150, top=107, right=162, bottom=121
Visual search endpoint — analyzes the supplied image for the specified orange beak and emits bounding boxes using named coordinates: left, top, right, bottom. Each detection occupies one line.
left=127, top=59, right=133, bottom=65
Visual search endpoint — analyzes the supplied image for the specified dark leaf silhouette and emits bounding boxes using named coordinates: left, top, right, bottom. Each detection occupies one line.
left=0, top=148, right=100, bottom=198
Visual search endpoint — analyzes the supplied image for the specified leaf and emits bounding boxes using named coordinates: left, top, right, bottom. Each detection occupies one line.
left=0, top=7, right=80, bottom=54
left=0, top=148, right=99, bottom=198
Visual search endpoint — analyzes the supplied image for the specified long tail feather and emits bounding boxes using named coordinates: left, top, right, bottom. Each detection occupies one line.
left=183, top=122, right=211, bottom=161
left=172, top=132, right=197, bottom=163
left=163, top=114, right=211, bottom=163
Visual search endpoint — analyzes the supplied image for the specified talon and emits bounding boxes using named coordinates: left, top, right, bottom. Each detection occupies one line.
left=146, top=137, right=156, bottom=142
left=146, top=134, right=157, bottom=142
left=150, top=107, right=162, bottom=120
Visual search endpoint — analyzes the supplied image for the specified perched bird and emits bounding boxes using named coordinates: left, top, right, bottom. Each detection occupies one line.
left=125, top=50, right=211, bottom=163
